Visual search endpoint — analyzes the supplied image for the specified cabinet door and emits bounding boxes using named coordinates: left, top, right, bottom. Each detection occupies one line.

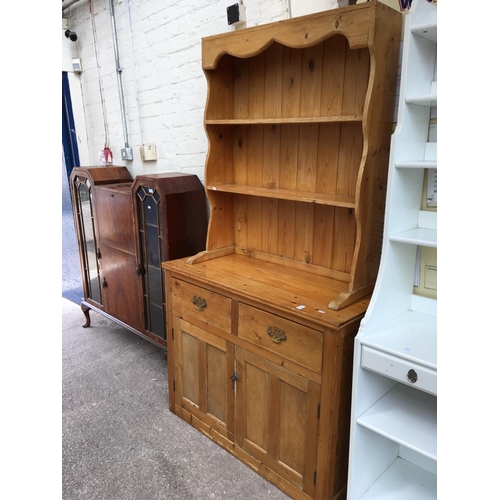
left=173, top=317, right=235, bottom=441
left=235, top=348, right=321, bottom=497
left=72, top=176, right=103, bottom=306
left=99, top=243, right=143, bottom=332
left=135, top=185, right=166, bottom=339
left=95, top=185, right=137, bottom=254
left=94, top=185, right=143, bottom=331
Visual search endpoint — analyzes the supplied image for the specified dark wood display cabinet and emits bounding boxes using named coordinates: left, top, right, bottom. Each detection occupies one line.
left=131, top=173, right=209, bottom=347
left=69, top=166, right=208, bottom=350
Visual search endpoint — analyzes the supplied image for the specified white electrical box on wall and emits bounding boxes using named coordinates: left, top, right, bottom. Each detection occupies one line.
left=72, top=58, right=82, bottom=73
left=140, top=144, right=157, bottom=161
left=226, top=1, right=246, bottom=26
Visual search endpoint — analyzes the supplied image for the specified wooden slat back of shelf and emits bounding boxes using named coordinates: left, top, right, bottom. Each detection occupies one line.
left=231, top=195, right=355, bottom=274
left=205, top=39, right=369, bottom=121
left=202, top=0, right=401, bottom=308
left=204, top=36, right=369, bottom=279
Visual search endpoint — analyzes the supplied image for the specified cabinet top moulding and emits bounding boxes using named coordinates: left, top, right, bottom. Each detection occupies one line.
left=71, top=165, right=132, bottom=185
left=202, top=1, right=383, bottom=69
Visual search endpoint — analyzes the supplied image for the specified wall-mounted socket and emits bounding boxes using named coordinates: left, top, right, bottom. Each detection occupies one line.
left=140, top=144, right=157, bottom=161
left=121, top=147, right=133, bottom=161
left=227, top=1, right=246, bottom=26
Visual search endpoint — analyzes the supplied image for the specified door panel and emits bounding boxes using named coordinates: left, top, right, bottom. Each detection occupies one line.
left=94, top=184, right=136, bottom=253
left=278, top=381, right=307, bottom=475
left=207, top=344, right=228, bottom=422
left=181, top=332, right=201, bottom=406
left=235, top=348, right=320, bottom=494
left=174, top=318, right=235, bottom=441
left=99, top=243, right=143, bottom=331
left=244, top=362, right=268, bottom=451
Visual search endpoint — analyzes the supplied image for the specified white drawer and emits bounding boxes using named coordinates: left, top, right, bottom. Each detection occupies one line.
left=361, top=346, right=437, bottom=396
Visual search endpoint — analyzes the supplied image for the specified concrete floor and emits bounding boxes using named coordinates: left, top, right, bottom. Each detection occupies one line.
left=61, top=166, right=291, bottom=500
left=62, top=298, right=291, bottom=500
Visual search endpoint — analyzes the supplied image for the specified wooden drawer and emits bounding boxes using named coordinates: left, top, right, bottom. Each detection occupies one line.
left=238, top=304, right=323, bottom=374
left=361, top=346, right=437, bottom=396
left=171, top=279, right=232, bottom=335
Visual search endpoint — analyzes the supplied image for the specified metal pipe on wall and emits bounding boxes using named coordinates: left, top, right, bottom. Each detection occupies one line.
left=109, top=0, right=131, bottom=156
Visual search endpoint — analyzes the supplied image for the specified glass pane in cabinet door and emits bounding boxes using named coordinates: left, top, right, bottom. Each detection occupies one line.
left=137, top=187, right=165, bottom=339
left=78, top=183, right=101, bottom=304
left=144, top=193, right=158, bottom=227
left=146, top=224, right=160, bottom=268
left=149, top=303, right=164, bottom=339
left=148, top=266, right=162, bottom=307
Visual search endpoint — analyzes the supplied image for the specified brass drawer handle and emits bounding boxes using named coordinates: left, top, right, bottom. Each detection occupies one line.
left=192, top=295, right=207, bottom=311
left=267, top=326, right=286, bottom=344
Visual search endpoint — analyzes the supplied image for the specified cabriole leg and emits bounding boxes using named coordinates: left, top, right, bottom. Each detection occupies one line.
left=81, top=304, right=91, bottom=328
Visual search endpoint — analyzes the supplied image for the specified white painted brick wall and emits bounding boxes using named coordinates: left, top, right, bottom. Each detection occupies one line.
left=63, top=0, right=344, bottom=181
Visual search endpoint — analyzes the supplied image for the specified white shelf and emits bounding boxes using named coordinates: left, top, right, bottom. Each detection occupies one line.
left=396, top=143, right=437, bottom=167
left=357, top=384, right=437, bottom=460
left=347, top=1, right=438, bottom=497
left=359, top=457, right=437, bottom=500
left=411, top=22, right=437, bottom=43
left=389, top=228, right=437, bottom=247
left=410, top=4, right=437, bottom=43
left=406, top=81, right=437, bottom=107
left=406, top=94, right=437, bottom=107
left=361, top=310, right=437, bottom=369
left=396, top=160, right=437, bottom=169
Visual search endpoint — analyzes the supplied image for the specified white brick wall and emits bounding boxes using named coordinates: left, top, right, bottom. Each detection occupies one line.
left=63, top=0, right=345, bottom=181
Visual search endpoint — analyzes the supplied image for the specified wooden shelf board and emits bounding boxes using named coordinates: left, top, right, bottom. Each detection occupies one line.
left=361, top=311, right=437, bottom=369
left=206, top=184, right=356, bottom=208
left=205, top=116, right=363, bottom=125
left=389, top=228, right=437, bottom=247
left=357, top=384, right=437, bottom=460
left=359, top=457, right=437, bottom=500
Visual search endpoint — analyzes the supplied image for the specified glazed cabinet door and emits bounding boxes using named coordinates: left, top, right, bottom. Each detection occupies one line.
left=135, top=184, right=167, bottom=340
left=71, top=175, right=103, bottom=307
left=235, top=348, right=321, bottom=497
left=173, top=317, right=235, bottom=442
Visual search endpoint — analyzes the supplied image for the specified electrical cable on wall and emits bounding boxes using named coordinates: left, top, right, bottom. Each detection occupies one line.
left=89, top=0, right=113, bottom=162
left=123, top=0, right=144, bottom=147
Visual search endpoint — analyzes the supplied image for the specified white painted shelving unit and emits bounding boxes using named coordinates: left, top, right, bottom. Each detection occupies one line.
left=346, top=1, right=437, bottom=499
